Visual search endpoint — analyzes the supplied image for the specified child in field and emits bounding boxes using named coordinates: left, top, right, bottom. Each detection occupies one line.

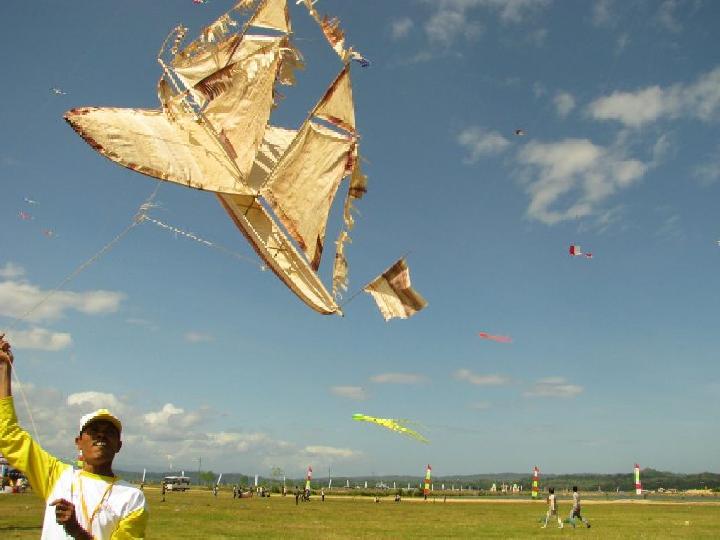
left=542, top=487, right=563, bottom=528
left=569, top=486, right=591, bottom=528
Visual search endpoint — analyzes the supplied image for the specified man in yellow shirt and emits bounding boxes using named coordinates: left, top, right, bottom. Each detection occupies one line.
left=0, top=335, right=147, bottom=539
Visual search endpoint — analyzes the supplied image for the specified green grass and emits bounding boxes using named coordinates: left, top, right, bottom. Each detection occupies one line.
left=1, top=489, right=718, bottom=538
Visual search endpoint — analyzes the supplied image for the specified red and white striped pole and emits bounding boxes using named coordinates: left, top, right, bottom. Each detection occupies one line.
left=531, top=466, right=540, bottom=499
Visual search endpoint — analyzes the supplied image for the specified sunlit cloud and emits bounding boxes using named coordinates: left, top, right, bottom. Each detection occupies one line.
left=67, top=391, right=123, bottom=413
left=370, top=373, right=428, bottom=384
left=184, top=331, right=214, bottom=343
left=330, top=386, right=367, bottom=400
left=458, top=126, right=510, bottom=162
left=588, top=66, right=720, bottom=127
left=453, top=369, right=510, bottom=386
left=303, top=446, right=360, bottom=459
left=7, top=327, right=72, bottom=351
left=524, top=377, right=583, bottom=398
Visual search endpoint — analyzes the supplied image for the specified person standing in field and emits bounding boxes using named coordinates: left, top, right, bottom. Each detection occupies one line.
left=0, top=335, right=147, bottom=539
left=569, top=486, right=591, bottom=528
left=542, top=487, right=564, bottom=529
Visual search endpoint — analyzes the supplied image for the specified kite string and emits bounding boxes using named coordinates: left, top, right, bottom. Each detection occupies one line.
left=1, top=188, right=159, bottom=444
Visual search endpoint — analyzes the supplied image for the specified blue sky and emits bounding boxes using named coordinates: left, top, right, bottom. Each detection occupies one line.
left=1, top=0, right=719, bottom=479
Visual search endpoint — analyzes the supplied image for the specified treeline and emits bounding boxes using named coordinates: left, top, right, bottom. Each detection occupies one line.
left=118, top=469, right=720, bottom=491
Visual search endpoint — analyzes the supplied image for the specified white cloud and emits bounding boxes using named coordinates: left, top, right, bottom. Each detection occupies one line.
left=458, top=126, right=510, bottom=162
left=303, top=445, right=360, bottom=459
left=425, top=9, right=482, bottom=46
left=656, top=0, right=682, bottom=33
left=0, top=262, right=25, bottom=279
left=588, top=67, right=720, bottom=127
left=592, top=0, right=613, bottom=26
left=330, top=386, right=367, bottom=400
left=391, top=17, right=414, bottom=40
left=144, top=403, right=205, bottom=432
left=67, top=391, right=123, bottom=412
left=516, top=138, right=647, bottom=225
left=554, top=91, right=576, bottom=118
left=0, top=279, right=124, bottom=322
left=184, top=331, right=213, bottom=343
left=370, top=373, right=428, bottom=384
left=524, top=377, right=583, bottom=398
left=453, top=369, right=510, bottom=386
left=694, top=151, right=720, bottom=186
left=7, top=327, right=72, bottom=351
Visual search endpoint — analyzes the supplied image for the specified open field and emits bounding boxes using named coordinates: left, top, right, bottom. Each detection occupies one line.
left=1, top=488, right=719, bottom=538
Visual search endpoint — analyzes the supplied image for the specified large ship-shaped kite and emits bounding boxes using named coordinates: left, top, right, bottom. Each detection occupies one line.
left=65, top=0, right=426, bottom=319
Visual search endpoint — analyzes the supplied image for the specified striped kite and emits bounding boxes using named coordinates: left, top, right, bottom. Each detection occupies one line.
left=352, top=413, right=428, bottom=443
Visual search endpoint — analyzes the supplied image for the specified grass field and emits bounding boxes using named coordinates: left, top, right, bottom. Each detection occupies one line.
left=1, top=488, right=718, bottom=538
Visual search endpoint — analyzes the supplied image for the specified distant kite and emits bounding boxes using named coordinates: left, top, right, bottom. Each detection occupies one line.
left=478, top=332, right=512, bottom=343
left=50, top=87, right=67, bottom=96
left=569, top=244, right=592, bottom=259
left=42, top=229, right=56, bottom=238
left=18, top=211, right=33, bottom=221
left=24, top=197, right=39, bottom=205
left=514, top=129, right=526, bottom=136
left=352, top=413, right=429, bottom=443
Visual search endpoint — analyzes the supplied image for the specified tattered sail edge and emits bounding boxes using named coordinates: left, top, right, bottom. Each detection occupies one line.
left=312, top=66, right=356, bottom=134
left=296, top=0, right=363, bottom=64
left=249, top=0, right=291, bottom=34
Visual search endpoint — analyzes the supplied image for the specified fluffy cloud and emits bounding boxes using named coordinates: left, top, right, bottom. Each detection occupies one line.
left=7, top=327, right=72, bottom=351
left=453, top=369, right=510, bottom=386
left=425, top=8, right=482, bottom=46
left=303, top=445, right=360, bottom=459
left=524, top=377, right=583, bottom=398
left=391, top=17, right=414, bottom=39
left=554, top=91, right=576, bottom=118
left=330, top=386, right=367, bottom=400
left=0, top=279, right=124, bottom=322
left=517, top=138, right=647, bottom=224
left=184, top=331, right=214, bottom=343
left=0, top=262, right=25, bottom=279
left=67, top=391, right=123, bottom=412
left=458, top=126, right=510, bottom=162
left=588, top=67, right=720, bottom=127
left=370, top=373, right=428, bottom=384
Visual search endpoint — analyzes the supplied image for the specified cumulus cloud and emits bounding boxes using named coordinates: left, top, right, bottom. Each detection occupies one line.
left=67, top=391, right=123, bottom=412
left=588, top=67, right=720, bottom=127
left=303, top=445, right=360, bottom=459
left=517, top=138, right=647, bottom=224
left=7, top=327, right=72, bottom=351
left=391, top=17, right=414, bottom=39
left=425, top=8, right=482, bottom=46
left=370, top=373, right=428, bottom=384
left=524, top=377, right=583, bottom=398
left=0, top=262, right=25, bottom=279
left=0, top=279, right=124, bottom=322
left=453, top=369, right=510, bottom=386
left=184, top=331, right=213, bottom=343
left=554, top=91, right=576, bottom=118
left=458, top=126, right=510, bottom=162
left=330, top=386, right=367, bottom=400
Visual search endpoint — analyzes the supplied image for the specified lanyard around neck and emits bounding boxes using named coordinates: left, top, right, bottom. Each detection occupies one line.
left=76, top=472, right=117, bottom=533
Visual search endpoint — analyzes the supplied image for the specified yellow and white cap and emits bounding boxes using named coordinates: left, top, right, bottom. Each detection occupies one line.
left=79, top=409, right=122, bottom=435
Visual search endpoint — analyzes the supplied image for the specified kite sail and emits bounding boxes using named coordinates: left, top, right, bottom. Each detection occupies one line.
left=634, top=463, right=642, bottom=495
left=64, top=0, right=422, bottom=319
left=352, top=413, right=428, bottom=443
left=569, top=244, right=592, bottom=259
left=478, top=332, right=512, bottom=344
left=363, top=258, right=428, bottom=321
left=531, top=466, right=540, bottom=499
left=423, top=464, right=431, bottom=497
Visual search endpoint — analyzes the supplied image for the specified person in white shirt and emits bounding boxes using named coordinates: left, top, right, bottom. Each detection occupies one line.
left=541, top=487, right=563, bottom=529
left=0, top=335, right=147, bottom=539
left=569, top=486, right=591, bottom=528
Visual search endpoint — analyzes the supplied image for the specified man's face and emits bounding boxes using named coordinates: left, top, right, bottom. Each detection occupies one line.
left=75, top=420, right=122, bottom=467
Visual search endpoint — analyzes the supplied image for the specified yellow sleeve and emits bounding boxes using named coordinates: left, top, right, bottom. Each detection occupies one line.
left=111, top=506, right=148, bottom=539
left=0, top=396, right=68, bottom=500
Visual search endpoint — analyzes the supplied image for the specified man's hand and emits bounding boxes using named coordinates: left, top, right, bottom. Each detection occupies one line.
left=0, top=334, right=13, bottom=366
left=49, top=499, right=92, bottom=540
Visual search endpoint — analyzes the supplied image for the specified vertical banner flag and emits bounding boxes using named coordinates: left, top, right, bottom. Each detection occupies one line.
left=634, top=464, right=642, bottom=495
left=531, top=466, right=540, bottom=499
left=423, top=464, right=432, bottom=496
left=306, top=466, right=312, bottom=491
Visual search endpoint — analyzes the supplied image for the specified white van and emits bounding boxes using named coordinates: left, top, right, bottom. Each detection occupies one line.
left=163, top=476, right=191, bottom=491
